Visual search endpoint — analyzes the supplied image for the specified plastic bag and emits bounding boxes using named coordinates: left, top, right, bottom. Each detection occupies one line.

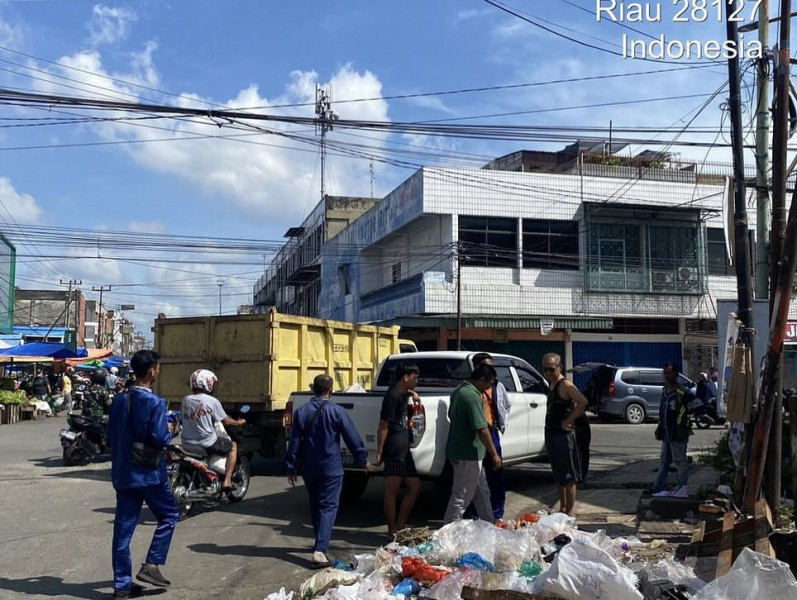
left=354, top=554, right=376, bottom=574
left=533, top=512, right=577, bottom=545
left=639, top=558, right=705, bottom=594
left=432, top=520, right=499, bottom=563
left=400, top=557, right=449, bottom=585
left=374, top=546, right=403, bottom=576
left=690, top=547, right=797, bottom=600
left=534, top=537, right=643, bottom=600
left=356, top=572, right=392, bottom=600
left=392, top=578, right=420, bottom=597
left=300, top=569, right=360, bottom=599
left=264, top=588, right=294, bottom=600
left=480, top=572, right=536, bottom=593
left=424, top=570, right=481, bottom=600
left=519, top=560, right=543, bottom=580
left=455, top=552, right=494, bottom=571
left=327, top=582, right=361, bottom=600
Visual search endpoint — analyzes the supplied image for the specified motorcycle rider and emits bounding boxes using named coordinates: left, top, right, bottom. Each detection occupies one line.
left=107, top=366, right=120, bottom=392
left=84, top=368, right=113, bottom=421
left=180, top=370, right=245, bottom=491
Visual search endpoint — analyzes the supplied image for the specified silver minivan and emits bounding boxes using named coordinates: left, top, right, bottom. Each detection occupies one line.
left=577, top=364, right=694, bottom=424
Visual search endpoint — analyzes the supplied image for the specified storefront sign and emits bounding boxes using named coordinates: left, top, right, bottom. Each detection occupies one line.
left=785, top=322, right=797, bottom=344
left=540, top=318, right=554, bottom=336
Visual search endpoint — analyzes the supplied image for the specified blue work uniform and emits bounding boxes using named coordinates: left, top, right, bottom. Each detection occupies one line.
left=107, top=387, right=179, bottom=593
left=653, top=384, right=702, bottom=493
left=285, top=396, right=367, bottom=553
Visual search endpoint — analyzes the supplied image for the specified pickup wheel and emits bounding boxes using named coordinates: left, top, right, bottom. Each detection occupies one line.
left=341, top=472, right=369, bottom=502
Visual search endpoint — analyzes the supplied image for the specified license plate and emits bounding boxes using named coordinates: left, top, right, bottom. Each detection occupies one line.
left=341, top=451, right=355, bottom=467
left=60, top=429, right=77, bottom=442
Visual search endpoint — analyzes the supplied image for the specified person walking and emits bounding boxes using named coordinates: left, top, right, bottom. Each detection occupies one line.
left=62, top=367, right=74, bottom=414
left=443, top=363, right=502, bottom=524
left=465, top=353, right=511, bottom=521
left=375, top=363, right=423, bottom=537
left=653, top=362, right=702, bottom=498
left=542, top=352, right=588, bottom=516
left=107, top=350, right=179, bottom=598
left=285, top=374, right=369, bottom=568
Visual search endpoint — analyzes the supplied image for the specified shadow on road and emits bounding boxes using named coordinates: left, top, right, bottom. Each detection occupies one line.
left=188, top=543, right=313, bottom=569
left=0, top=576, right=167, bottom=599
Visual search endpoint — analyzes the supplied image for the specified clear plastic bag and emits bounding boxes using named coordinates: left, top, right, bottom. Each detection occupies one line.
left=690, top=547, right=797, bottom=600
left=533, top=512, right=578, bottom=545
left=480, top=571, right=536, bottom=593
left=534, top=537, right=643, bottom=600
left=264, top=587, right=294, bottom=600
left=424, top=570, right=482, bottom=600
left=300, top=569, right=360, bottom=599
left=432, top=520, right=499, bottom=563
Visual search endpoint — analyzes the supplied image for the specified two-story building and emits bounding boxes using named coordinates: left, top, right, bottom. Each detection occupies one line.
left=255, top=144, right=755, bottom=380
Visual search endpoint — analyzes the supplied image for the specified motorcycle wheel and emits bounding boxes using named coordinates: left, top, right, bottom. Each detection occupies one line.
left=227, top=455, right=251, bottom=502
left=170, top=471, right=195, bottom=520
left=695, top=416, right=712, bottom=430
left=63, top=442, right=90, bottom=466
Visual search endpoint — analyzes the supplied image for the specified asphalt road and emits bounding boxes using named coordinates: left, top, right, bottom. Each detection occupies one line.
left=0, top=415, right=724, bottom=600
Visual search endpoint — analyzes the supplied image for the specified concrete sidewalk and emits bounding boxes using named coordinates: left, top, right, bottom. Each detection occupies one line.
left=516, top=456, right=723, bottom=556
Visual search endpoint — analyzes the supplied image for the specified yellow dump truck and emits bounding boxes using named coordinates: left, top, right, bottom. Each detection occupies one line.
left=153, top=309, right=416, bottom=457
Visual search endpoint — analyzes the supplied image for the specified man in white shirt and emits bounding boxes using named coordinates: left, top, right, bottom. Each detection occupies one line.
left=180, top=369, right=245, bottom=491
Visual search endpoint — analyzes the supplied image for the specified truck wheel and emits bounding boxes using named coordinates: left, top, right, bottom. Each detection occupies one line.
left=341, top=472, right=369, bottom=502
left=624, top=403, right=646, bottom=425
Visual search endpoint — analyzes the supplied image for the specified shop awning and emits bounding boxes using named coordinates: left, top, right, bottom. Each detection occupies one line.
left=375, top=315, right=613, bottom=330
left=0, top=342, right=82, bottom=359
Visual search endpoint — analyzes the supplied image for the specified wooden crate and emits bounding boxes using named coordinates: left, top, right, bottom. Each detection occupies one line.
left=0, top=404, right=20, bottom=424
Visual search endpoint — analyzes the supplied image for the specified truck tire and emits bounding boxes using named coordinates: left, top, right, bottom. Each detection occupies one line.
left=341, top=472, right=369, bottom=502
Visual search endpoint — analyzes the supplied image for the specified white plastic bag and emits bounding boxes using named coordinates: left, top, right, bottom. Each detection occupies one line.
left=533, top=512, right=578, bottom=544
left=432, top=520, right=499, bottom=563
left=690, top=547, right=797, bottom=600
left=300, top=569, right=359, bottom=599
left=264, top=588, right=293, bottom=600
left=534, top=536, right=643, bottom=600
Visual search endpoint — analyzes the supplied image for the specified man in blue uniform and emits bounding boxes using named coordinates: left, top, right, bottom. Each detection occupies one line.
left=107, top=350, right=179, bottom=598
left=285, top=374, right=369, bottom=568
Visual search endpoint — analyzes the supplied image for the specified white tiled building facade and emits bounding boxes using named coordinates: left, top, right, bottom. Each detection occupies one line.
left=256, top=150, right=757, bottom=377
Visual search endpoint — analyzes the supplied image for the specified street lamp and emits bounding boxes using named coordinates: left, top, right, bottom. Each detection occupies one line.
left=217, top=279, right=224, bottom=316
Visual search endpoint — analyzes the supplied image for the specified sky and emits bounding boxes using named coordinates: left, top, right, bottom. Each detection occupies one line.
left=0, top=0, right=767, bottom=339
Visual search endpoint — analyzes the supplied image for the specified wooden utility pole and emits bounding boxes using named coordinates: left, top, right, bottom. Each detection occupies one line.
left=92, top=285, right=111, bottom=347
left=755, top=0, right=771, bottom=300
left=456, top=242, right=462, bottom=351
left=59, top=279, right=82, bottom=345
left=725, top=4, right=755, bottom=336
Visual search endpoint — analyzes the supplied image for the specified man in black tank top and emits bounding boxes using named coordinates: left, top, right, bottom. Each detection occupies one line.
left=542, top=353, right=588, bottom=516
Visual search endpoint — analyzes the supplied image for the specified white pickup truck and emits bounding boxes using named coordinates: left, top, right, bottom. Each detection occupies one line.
left=285, top=351, right=550, bottom=500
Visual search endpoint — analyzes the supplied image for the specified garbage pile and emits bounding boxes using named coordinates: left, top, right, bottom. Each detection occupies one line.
left=265, top=513, right=797, bottom=600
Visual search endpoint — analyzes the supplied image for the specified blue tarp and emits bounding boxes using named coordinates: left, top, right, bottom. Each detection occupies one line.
left=0, top=342, right=84, bottom=359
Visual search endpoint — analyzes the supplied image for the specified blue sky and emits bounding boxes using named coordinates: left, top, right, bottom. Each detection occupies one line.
left=0, top=1, right=759, bottom=335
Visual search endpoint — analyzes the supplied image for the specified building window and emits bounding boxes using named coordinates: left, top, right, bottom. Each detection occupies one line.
left=392, top=262, right=402, bottom=283
left=522, top=219, right=579, bottom=270
left=707, top=227, right=732, bottom=276
left=458, top=216, right=517, bottom=267
left=585, top=208, right=705, bottom=295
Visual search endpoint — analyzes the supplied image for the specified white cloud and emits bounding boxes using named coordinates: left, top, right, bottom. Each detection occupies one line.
left=0, top=19, right=23, bottom=47
left=88, top=5, right=137, bottom=45
left=41, top=53, right=392, bottom=225
left=0, top=178, right=42, bottom=224
left=129, top=221, right=165, bottom=233
left=455, top=8, right=491, bottom=23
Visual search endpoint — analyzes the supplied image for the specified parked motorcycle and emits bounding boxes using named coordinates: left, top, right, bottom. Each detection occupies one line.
left=165, top=406, right=251, bottom=520
left=694, top=398, right=725, bottom=429
left=60, top=413, right=109, bottom=465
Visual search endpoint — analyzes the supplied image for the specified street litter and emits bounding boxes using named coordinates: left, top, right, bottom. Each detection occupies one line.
left=265, top=512, right=733, bottom=600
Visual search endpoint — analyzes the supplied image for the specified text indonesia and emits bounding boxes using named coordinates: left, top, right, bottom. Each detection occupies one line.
left=596, top=1, right=765, bottom=60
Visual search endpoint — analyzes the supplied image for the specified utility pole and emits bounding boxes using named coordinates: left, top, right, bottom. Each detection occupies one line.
left=92, top=286, right=111, bottom=348
left=59, top=279, right=82, bottom=346
left=744, top=0, right=793, bottom=513
left=217, top=279, right=224, bottom=316
left=755, top=0, right=771, bottom=300
left=456, top=243, right=463, bottom=351
left=315, top=85, right=338, bottom=202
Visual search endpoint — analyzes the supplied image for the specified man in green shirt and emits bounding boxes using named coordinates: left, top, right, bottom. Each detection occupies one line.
left=443, top=363, right=502, bottom=524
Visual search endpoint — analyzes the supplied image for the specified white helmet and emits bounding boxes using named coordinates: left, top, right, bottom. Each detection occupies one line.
left=190, top=369, right=217, bottom=393
left=110, top=367, right=119, bottom=375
